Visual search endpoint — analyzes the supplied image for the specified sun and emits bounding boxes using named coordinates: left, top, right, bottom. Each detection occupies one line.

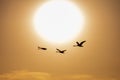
left=33, top=0, right=85, bottom=44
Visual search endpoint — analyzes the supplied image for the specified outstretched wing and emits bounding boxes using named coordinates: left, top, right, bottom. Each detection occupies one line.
left=63, top=50, right=67, bottom=52
left=80, top=41, right=86, bottom=45
left=56, top=48, right=61, bottom=52
left=38, top=46, right=41, bottom=49
left=76, top=42, right=80, bottom=45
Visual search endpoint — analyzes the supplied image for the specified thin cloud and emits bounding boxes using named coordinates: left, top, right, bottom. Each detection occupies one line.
left=0, top=70, right=51, bottom=80
left=0, top=70, right=118, bottom=80
left=54, top=74, right=117, bottom=80
left=61, top=74, right=93, bottom=80
left=68, top=74, right=93, bottom=79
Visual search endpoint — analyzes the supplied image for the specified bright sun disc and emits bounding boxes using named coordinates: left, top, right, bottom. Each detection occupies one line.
left=34, top=0, right=85, bottom=44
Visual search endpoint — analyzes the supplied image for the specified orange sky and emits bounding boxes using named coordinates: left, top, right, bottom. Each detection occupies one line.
left=0, top=0, right=120, bottom=80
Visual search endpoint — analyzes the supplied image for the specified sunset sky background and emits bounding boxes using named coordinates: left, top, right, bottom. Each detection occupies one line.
left=0, top=0, right=120, bottom=80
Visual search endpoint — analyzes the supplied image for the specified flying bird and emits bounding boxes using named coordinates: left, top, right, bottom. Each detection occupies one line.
left=56, top=48, right=67, bottom=54
left=73, top=41, right=86, bottom=47
left=38, top=46, right=47, bottom=50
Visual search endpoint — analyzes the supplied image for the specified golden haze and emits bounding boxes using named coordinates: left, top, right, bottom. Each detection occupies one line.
left=0, top=0, right=120, bottom=80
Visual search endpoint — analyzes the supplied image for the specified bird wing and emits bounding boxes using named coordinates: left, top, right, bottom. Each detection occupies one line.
left=56, top=48, right=60, bottom=52
left=38, top=46, right=41, bottom=49
left=80, top=41, right=86, bottom=45
left=64, top=50, right=67, bottom=51
left=76, top=42, right=80, bottom=45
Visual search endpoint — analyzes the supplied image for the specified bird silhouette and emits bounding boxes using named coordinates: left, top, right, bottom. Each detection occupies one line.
left=56, top=48, right=66, bottom=54
left=73, top=41, right=86, bottom=47
left=38, top=46, right=47, bottom=50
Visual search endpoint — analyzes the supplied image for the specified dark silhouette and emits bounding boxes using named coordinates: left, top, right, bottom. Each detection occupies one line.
left=56, top=48, right=66, bottom=54
left=73, top=41, right=86, bottom=47
left=38, top=46, right=47, bottom=50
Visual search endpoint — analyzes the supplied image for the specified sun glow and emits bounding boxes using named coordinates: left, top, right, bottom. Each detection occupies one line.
left=33, top=0, right=85, bottom=44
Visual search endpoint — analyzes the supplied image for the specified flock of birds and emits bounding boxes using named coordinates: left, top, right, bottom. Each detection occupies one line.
left=38, top=40, right=86, bottom=54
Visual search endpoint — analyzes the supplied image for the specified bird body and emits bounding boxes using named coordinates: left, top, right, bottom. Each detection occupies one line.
left=37, top=40, right=86, bottom=53
left=73, top=41, right=86, bottom=47
left=56, top=48, right=66, bottom=54
left=38, top=46, right=47, bottom=50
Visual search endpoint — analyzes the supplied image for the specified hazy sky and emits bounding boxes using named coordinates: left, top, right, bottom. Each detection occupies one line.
left=0, top=0, right=120, bottom=80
